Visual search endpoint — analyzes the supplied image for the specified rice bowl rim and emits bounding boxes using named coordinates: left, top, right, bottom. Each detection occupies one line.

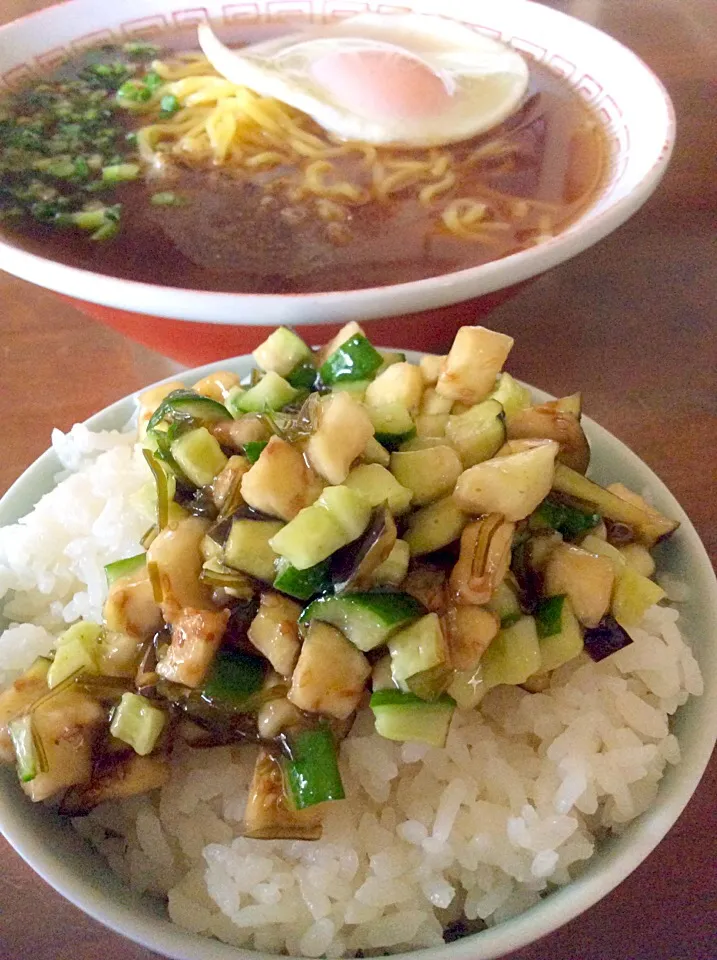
left=0, top=350, right=714, bottom=960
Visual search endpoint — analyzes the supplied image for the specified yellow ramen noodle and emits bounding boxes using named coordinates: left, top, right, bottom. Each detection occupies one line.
left=133, top=53, right=605, bottom=245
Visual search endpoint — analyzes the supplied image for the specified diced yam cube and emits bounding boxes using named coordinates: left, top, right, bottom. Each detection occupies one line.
left=365, top=362, right=424, bottom=413
left=146, top=516, right=212, bottom=619
left=242, top=436, right=322, bottom=521
left=419, top=354, right=445, bottom=385
left=454, top=441, right=558, bottom=521
left=23, top=688, right=105, bottom=802
left=544, top=543, right=615, bottom=627
left=420, top=388, right=453, bottom=415
left=289, top=622, right=371, bottom=719
left=436, top=326, right=514, bottom=405
left=307, top=393, right=374, bottom=485
left=193, top=370, right=241, bottom=402
left=156, top=607, right=230, bottom=687
left=248, top=593, right=302, bottom=677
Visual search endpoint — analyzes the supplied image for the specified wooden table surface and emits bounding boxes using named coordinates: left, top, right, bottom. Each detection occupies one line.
left=0, top=0, right=715, bottom=958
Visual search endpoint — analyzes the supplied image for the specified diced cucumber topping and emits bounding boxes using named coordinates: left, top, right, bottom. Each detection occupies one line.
left=389, top=445, right=462, bottom=506
left=404, top=496, right=468, bottom=556
left=300, top=592, right=424, bottom=652
left=284, top=726, right=345, bottom=809
left=531, top=498, right=601, bottom=540
left=224, top=519, right=284, bottom=581
left=233, top=372, right=298, bottom=413
left=535, top=594, right=566, bottom=639
left=367, top=403, right=416, bottom=451
left=376, top=350, right=407, bottom=375
left=244, top=440, right=268, bottom=464
left=330, top=379, right=370, bottom=401
left=286, top=360, right=317, bottom=391
left=488, top=372, right=532, bottom=417
left=611, top=567, right=665, bottom=627
left=170, top=426, right=228, bottom=487
left=253, top=327, right=312, bottom=378
left=47, top=622, right=103, bottom=689
left=370, top=689, right=455, bottom=747
left=318, top=486, right=371, bottom=541
left=270, top=505, right=345, bottom=572
left=274, top=557, right=332, bottom=601
left=372, top=539, right=410, bottom=587
left=485, top=580, right=522, bottom=621
left=202, top=649, right=266, bottom=708
left=446, top=398, right=506, bottom=467
left=535, top=595, right=584, bottom=673
left=147, top=390, right=230, bottom=434
left=319, top=334, right=384, bottom=384
left=104, top=552, right=146, bottom=585
left=110, top=693, right=167, bottom=756
left=481, top=616, right=541, bottom=688
left=388, top=613, right=449, bottom=699
left=9, top=715, right=39, bottom=783
left=270, top=486, right=371, bottom=571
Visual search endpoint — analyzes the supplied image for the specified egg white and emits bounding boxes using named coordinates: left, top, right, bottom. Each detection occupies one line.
left=198, top=14, right=529, bottom=148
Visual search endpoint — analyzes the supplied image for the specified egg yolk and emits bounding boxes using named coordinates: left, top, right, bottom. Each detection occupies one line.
left=310, top=48, right=452, bottom=121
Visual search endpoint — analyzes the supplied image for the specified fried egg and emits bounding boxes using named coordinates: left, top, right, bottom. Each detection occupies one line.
left=198, top=14, right=529, bottom=148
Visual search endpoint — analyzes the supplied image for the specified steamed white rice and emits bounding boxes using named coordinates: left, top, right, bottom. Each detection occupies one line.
left=0, top=427, right=704, bottom=956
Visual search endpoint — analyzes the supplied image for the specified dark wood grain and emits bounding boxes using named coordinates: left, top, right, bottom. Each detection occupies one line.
left=0, top=1, right=715, bottom=958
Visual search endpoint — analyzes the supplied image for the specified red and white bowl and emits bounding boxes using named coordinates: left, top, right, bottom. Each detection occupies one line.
left=0, top=0, right=674, bottom=362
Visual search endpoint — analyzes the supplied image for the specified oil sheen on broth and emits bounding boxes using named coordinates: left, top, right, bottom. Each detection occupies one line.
left=0, top=28, right=608, bottom=294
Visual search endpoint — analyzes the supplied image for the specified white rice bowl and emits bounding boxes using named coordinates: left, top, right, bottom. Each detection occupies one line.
left=0, top=355, right=715, bottom=960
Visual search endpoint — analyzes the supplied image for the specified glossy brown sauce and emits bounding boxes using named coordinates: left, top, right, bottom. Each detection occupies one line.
left=0, top=30, right=608, bottom=294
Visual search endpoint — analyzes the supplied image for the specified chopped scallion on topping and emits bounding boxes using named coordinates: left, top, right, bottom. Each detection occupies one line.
left=116, top=79, right=153, bottom=105
left=159, top=93, right=180, bottom=118
left=101, top=162, right=140, bottom=182
left=151, top=190, right=183, bottom=206
left=122, top=41, right=160, bottom=58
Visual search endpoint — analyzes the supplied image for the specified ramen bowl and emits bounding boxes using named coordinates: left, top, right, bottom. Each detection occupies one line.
left=0, top=0, right=674, bottom=362
left=0, top=351, right=715, bottom=960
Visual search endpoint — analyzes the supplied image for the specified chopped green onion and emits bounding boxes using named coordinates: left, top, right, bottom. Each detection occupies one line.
left=244, top=440, right=268, bottom=464
left=116, top=80, right=153, bottom=106
left=110, top=692, right=167, bottom=755
left=150, top=190, right=183, bottom=206
left=535, top=595, right=567, bottom=639
left=90, top=219, right=119, bottom=241
left=123, top=41, right=160, bottom=58
left=102, top=162, right=140, bottom=182
left=143, top=71, right=163, bottom=93
left=284, top=726, right=345, bottom=809
left=159, top=93, right=180, bottom=118
left=45, top=159, right=76, bottom=178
